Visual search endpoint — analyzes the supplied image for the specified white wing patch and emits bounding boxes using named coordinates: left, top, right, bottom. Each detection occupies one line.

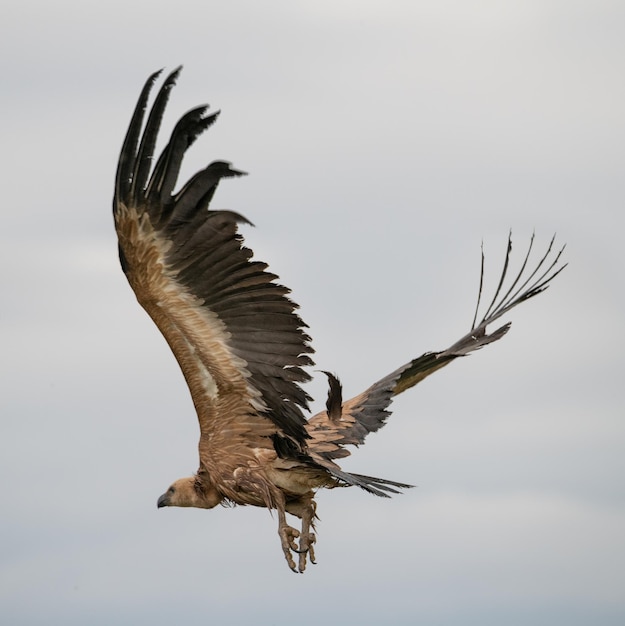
left=117, top=204, right=267, bottom=413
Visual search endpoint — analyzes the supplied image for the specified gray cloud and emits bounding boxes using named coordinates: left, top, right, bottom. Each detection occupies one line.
left=1, top=1, right=624, bottom=624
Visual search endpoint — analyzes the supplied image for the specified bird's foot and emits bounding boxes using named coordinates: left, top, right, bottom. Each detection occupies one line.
left=297, top=532, right=316, bottom=573
left=279, top=524, right=301, bottom=572
left=278, top=524, right=317, bottom=572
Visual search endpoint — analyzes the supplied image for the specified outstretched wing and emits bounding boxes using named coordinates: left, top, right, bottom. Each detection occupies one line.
left=113, top=68, right=314, bottom=449
left=307, top=234, right=566, bottom=461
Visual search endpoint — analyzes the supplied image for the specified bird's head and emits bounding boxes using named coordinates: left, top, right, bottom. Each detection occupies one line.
left=157, top=476, right=223, bottom=509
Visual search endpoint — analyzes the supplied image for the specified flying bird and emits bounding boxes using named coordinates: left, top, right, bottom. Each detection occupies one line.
left=113, top=68, right=566, bottom=573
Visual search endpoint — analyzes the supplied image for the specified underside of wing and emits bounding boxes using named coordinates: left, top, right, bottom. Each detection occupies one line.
left=307, top=234, right=566, bottom=462
left=113, top=68, right=314, bottom=446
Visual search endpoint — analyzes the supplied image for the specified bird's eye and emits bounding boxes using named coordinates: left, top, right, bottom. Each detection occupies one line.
left=168, top=487, right=175, bottom=494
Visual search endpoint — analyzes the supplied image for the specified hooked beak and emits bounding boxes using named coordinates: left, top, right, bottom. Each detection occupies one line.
left=157, top=492, right=169, bottom=508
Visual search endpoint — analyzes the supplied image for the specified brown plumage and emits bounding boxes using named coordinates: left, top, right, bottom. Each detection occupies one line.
left=113, top=68, right=566, bottom=573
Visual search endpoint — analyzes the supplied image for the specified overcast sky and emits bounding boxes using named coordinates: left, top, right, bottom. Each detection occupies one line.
left=2, top=1, right=624, bottom=624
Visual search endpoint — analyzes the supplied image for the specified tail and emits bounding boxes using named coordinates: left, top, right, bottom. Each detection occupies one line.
left=328, top=469, right=414, bottom=497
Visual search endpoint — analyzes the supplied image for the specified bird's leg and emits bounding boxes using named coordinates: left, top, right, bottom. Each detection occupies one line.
left=287, top=497, right=317, bottom=573
left=273, top=491, right=301, bottom=573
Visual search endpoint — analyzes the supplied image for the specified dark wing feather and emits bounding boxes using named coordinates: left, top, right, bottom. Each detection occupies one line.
left=114, top=69, right=314, bottom=445
left=307, top=234, right=566, bottom=460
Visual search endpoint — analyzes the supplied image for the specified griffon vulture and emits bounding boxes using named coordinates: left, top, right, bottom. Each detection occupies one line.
left=113, top=68, right=566, bottom=573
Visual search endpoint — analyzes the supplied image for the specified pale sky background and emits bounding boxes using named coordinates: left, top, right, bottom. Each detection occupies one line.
left=2, top=1, right=624, bottom=624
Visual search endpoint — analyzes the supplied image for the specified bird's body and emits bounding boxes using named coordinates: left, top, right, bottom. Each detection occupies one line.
left=113, top=68, right=565, bottom=572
